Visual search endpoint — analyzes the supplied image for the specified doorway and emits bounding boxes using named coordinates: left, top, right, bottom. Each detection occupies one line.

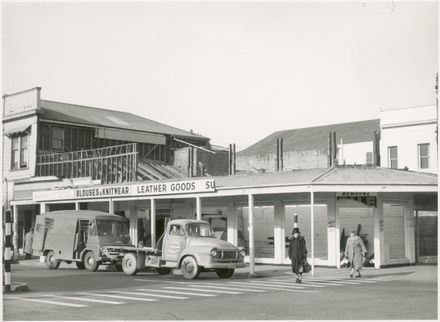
left=415, top=210, right=438, bottom=264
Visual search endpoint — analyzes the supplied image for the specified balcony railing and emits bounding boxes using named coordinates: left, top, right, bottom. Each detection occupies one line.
left=36, top=143, right=138, bottom=184
left=36, top=143, right=187, bottom=183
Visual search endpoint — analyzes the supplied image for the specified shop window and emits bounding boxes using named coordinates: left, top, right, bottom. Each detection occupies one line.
left=366, top=152, right=373, bottom=165
left=383, top=203, right=406, bottom=260
left=285, top=205, right=328, bottom=259
left=237, top=206, right=274, bottom=258
left=418, top=143, right=429, bottom=169
left=11, top=134, right=29, bottom=170
left=51, top=127, right=64, bottom=151
left=388, top=146, right=398, bottom=169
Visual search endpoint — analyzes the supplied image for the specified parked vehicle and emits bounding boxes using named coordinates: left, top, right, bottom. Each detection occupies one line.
left=120, top=219, right=246, bottom=279
left=33, top=210, right=133, bottom=271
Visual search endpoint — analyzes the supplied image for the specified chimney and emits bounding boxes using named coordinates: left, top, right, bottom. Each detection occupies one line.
left=328, top=132, right=333, bottom=167
left=373, top=131, right=381, bottom=166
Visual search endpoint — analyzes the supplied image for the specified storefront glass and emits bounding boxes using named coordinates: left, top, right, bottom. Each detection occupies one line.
left=285, top=204, right=328, bottom=259
left=415, top=211, right=438, bottom=262
left=237, top=206, right=275, bottom=258
left=338, top=199, right=374, bottom=260
left=383, top=202, right=406, bottom=260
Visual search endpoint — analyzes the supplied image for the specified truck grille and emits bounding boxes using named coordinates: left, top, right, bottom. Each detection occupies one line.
left=220, top=250, right=238, bottom=260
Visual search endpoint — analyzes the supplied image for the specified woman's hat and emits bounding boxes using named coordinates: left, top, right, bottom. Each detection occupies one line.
left=292, top=227, right=300, bottom=234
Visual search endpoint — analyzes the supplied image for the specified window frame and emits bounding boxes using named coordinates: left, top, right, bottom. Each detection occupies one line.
left=51, top=127, right=65, bottom=151
left=418, top=143, right=430, bottom=170
left=387, top=146, right=398, bottom=169
left=10, top=133, right=30, bottom=171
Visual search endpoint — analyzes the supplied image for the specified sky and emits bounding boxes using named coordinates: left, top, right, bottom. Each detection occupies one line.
left=2, top=1, right=438, bottom=151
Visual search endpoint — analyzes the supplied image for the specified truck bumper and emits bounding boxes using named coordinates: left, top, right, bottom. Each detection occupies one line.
left=99, top=254, right=124, bottom=264
left=204, top=262, right=246, bottom=269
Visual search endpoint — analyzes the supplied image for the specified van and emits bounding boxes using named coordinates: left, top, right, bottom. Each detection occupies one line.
left=33, top=210, right=133, bottom=271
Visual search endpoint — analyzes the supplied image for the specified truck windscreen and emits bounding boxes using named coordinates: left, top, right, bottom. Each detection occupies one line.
left=186, top=223, right=214, bottom=237
left=96, top=220, right=129, bottom=238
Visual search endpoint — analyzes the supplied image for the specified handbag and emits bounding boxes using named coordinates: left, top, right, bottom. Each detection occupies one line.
left=303, top=261, right=312, bottom=273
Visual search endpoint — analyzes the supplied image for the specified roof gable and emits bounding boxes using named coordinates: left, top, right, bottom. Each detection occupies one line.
left=39, top=100, right=209, bottom=141
left=238, top=119, right=380, bottom=156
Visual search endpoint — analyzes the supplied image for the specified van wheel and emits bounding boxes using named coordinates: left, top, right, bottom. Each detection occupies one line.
left=46, top=251, right=60, bottom=269
left=181, top=256, right=199, bottom=279
left=216, top=268, right=234, bottom=278
left=76, top=262, right=85, bottom=270
left=122, top=253, right=138, bottom=276
left=84, top=252, right=99, bottom=272
left=157, top=267, right=171, bottom=275
left=115, top=264, right=123, bottom=272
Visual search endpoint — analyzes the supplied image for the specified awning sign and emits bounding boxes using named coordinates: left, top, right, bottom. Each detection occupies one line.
left=336, top=192, right=377, bottom=197
left=33, top=179, right=216, bottom=202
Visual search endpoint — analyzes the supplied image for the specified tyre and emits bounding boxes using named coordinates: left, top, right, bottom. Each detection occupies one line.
left=83, top=252, right=99, bottom=272
left=46, top=251, right=60, bottom=270
left=76, top=262, right=85, bottom=270
left=216, top=268, right=234, bottom=279
left=157, top=267, right=172, bottom=275
left=115, top=264, right=123, bottom=272
left=181, top=256, right=199, bottom=280
left=122, top=253, right=138, bottom=276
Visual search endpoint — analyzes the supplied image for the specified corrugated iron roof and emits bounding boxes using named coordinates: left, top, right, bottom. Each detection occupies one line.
left=213, top=166, right=437, bottom=189
left=238, top=119, right=380, bottom=156
left=39, top=100, right=209, bottom=141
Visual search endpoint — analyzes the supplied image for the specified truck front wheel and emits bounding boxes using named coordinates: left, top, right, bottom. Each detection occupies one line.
left=46, top=251, right=60, bottom=270
left=181, top=256, right=199, bottom=279
left=84, top=252, right=99, bottom=272
left=216, top=268, right=234, bottom=279
left=122, top=253, right=138, bottom=276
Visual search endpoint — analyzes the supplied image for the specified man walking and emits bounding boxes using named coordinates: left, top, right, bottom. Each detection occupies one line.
left=288, top=227, right=307, bottom=283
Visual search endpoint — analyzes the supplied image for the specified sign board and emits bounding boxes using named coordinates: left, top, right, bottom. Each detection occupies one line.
left=3, top=88, right=40, bottom=117
left=34, top=178, right=216, bottom=202
left=337, top=192, right=377, bottom=208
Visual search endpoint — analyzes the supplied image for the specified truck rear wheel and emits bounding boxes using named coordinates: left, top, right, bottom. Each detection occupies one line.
left=46, top=251, right=60, bottom=270
left=157, top=267, right=172, bottom=275
left=216, top=268, right=234, bottom=279
left=181, top=256, right=199, bottom=279
left=122, top=253, right=138, bottom=276
left=84, top=252, right=99, bottom=272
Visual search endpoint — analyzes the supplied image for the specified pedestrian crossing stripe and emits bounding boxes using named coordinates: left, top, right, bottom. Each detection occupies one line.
left=187, top=283, right=267, bottom=292
left=226, top=281, right=319, bottom=293
left=145, top=289, right=217, bottom=297
left=252, top=280, right=326, bottom=288
left=110, top=290, right=188, bottom=299
left=268, top=279, right=359, bottom=286
left=164, top=286, right=243, bottom=295
left=77, top=292, right=157, bottom=302
left=229, top=281, right=306, bottom=290
left=7, top=296, right=87, bottom=308
left=41, top=294, right=125, bottom=305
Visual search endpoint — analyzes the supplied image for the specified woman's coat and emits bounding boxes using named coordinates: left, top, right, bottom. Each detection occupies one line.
left=24, top=231, right=33, bottom=255
left=288, top=235, right=307, bottom=274
left=344, top=235, right=367, bottom=270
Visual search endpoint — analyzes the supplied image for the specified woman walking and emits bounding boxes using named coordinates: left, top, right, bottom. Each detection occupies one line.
left=344, top=229, right=367, bottom=278
left=288, top=227, right=307, bottom=283
left=24, top=228, right=34, bottom=259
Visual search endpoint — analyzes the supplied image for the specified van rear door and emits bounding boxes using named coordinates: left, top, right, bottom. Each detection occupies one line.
left=32, top=216, right=46, bottom=252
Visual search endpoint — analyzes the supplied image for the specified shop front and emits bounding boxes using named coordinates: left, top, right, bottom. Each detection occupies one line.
left=10, top=167, right=437, bottom=272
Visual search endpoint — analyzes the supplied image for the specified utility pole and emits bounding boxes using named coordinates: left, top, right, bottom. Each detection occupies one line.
left=436, top=73, right=438, bottom=161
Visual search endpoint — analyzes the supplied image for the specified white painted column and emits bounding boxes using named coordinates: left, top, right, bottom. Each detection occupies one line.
left=196, top=197, right=202, bottom=221
left=310, top=191, right=315, bottom=276
left=40, top=203, right=49, bottom=214
left=405, top=196, right=415, bottom=264
left=151, top=199, right=156, bottom=248
left=108, top=199, right=114, bottom=214
left=327, top=195, right=337, bottom=267
left=274, top=200, right=285, bottom=263
left=226, top=202, right=237, bottom=245
left=127, top=201, right=137, bottom=247
left=248, top=194, right=255, bottom=276
left=335, top=199, right=341, bottom=268
left=75, top=202, right=80, bottom=211
left=373, top=195, right=385, bottom=268
left=13, top=204, right=19, bottom=260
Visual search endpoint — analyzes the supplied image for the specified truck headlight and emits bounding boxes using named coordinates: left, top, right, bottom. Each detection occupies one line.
left=100, top=247, right=108, bottom=254
left=210, top=249, right=218, bottom=257
left=240, top=249, right=246, bottom=257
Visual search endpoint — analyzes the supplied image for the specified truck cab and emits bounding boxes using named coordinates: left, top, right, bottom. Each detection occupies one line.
left=121, top=219, right=246, bottom=279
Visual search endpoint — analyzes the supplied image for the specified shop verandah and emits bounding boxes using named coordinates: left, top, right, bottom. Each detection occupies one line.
left=13, top=167, right=438, bottom=272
